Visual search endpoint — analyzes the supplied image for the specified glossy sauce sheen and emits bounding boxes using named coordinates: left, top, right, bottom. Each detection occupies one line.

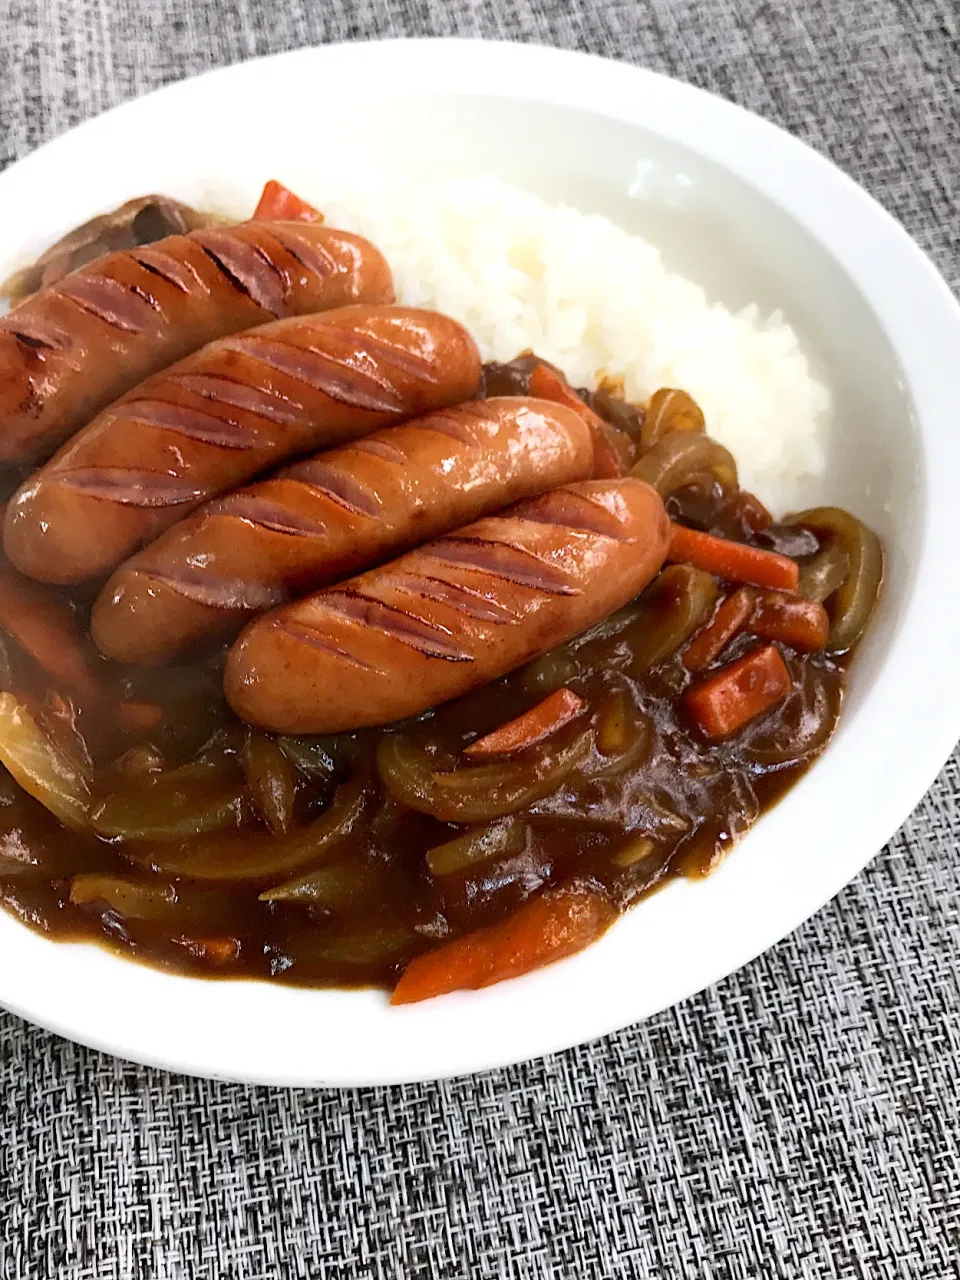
left=0, top=366, right=853, bottom=991
left=0, top=221, right=394, bottom=465
left=224, top=476, right=671, bottom=733
left=91, top=397, right=594, bottom=665
left=4, top=305, right=481, bottom=584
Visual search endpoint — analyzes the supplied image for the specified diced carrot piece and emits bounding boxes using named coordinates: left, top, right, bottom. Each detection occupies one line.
left=528, top=364, right=633, bottom=477
left=0, top=565, right=101, bottom=700
left=683, top=587, right=756, bottom=671
left=748, top=592, right=829, bottom=652
left=252, top=180, right=323, bottom=223
left=668, top=524, right=799, bottom=592
left=684, top=643, right=792, bottom=740
left=390, top=885, right=616, bottom=1004
left=463, top=688, right=584, bottom=758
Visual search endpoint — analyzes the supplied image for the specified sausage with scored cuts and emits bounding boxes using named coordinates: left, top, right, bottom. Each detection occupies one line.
left=224, top=477, right=671, bottom=734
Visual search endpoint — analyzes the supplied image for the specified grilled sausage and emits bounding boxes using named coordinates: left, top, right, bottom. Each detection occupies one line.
left=5, top=305, right=482, bottom=585
left=0, top=221, right=393, bottom=464
left=224, top=478, right=671, bottom=734
left=91, top=398, right=595, bottom=665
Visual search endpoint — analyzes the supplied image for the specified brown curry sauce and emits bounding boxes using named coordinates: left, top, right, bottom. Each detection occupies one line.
left=0, top=357, right=860, bottom=994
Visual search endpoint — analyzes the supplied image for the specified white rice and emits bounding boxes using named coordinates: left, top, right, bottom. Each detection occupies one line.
left=290, top=177, right=830, bottom=512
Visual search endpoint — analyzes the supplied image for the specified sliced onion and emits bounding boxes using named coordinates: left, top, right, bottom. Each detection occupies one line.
left=69, top=873, right=240, bottom=928
left=241, top=734, right=296, bottom=835
left=276, top=736, right=337, bottom=779
left=623, top=565, right=719, bottom=673
left=378, top=731, right=593, bottom=822
left=91, top=755, right=246, bottom=841
left=70, top=874, right=176, bottom=919
left=260, top=861, right=380, bottom=905
left=0, top=692, right=92, bottom=830
left=130, top=772, right=368, bottom=881
left=787, top=507, right=883, bottom=651
left=586, top=688, right=652, bottom=778
left=632, top=431, right=737, bottom=498
left=611, top=835, right=656, bottom=868
left=797, top=539, right=850, bottom=604
left=426, top=817, right=527, bottom=876
left=519, top=649, right=579, bottom=695
left=290, top=926, right=418, bottom=966
left=641, top=388, right=706, bottom=445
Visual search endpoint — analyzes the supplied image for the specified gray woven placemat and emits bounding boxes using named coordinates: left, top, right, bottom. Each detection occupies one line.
left=2, top=2, right=959, bottom=1276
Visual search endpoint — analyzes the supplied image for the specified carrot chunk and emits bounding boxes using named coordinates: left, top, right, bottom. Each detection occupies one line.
left=668, top=524, right=799, bottom=593
left=748, top=592, right=829, bottom=652
left=528, top=364, right=633, bottom=477
left=684, top=643, right=792, bottom=739
left=683, top=587, right=756, bottom=671
left=390, top=885, right=616, bottom=1004
left=463, top=688, right=585, bottom=759
left=252, top=180, right=323, bottom=223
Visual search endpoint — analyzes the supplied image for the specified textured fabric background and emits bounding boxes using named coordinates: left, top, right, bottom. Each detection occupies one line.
left=1, top=1, right=959, bottom=1277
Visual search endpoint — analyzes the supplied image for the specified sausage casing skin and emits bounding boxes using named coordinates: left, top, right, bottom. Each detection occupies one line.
left=0, top=221, right=393, bottom=464
left=91, top=398, right=595, bottom=665
left=5, top=305, right=482, bottom=584
left=224, top=478, right=671, bottom=734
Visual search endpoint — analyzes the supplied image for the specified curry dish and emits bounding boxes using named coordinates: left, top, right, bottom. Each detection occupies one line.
left=0, top=183, right=882, bottom=1002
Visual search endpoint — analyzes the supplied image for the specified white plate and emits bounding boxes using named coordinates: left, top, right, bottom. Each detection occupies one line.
left=1, top=39, right=959, bottom=1087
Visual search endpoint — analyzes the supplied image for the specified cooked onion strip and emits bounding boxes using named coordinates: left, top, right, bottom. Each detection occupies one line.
left=426, top=817, right=527, bottom=876
left=640, top=389, right=705, bottom=446
left=129, top=773, right=367, bottom=881
left=377, top=731, right=593, bottom=822
left=623, top=565, right=718, bottom=673
left=91, top=755, right=246, bottom=841
left=0, top=693, right=92, bottom=830
left=241, top=734, right=296, bottom=835
left=632, top=431, right=737, bottom=497
left=788, top=508, right=882, bottom=650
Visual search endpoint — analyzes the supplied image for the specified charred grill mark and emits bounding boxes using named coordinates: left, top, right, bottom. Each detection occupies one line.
left=131, top=246, right=201, bottom=294
left=274, top=621, right=374, bottom=669
left=132, top=254, right=182, bottom=290
left=166, top=373, right=302, bottom=425
left=346, top=437, right=407, bottom=465
left=224, top=335, right=408, bottom=412
left=196, top=230, right=288, bottom=315
left=56, top=275, right=165, bottom=335
left=120, top=398, right=265, bottom=450
left=509, top=490, right=629, bottom=540
left=57, top=469, right=206, bottom=507
left=4, top=313, right=73, bottom=350
left=415, top=407, right=485, bottom=448
left=11, top=330, right=56, bottom=352
left=282, top=459, right=380, bottom=516
left=314, top=590, right=474, bottom=661
left=128, top=283, right=163, bottom=313
left=266, top=227, right=337, bottom=282
left=312, top=325, right=440, bottom=386
left=136, top=568, right=285, bottom=611
left=213, top=493, right=329, bottom=538
left=388, top=572, right=519, bottom=624
left=428, top=537, right=579, bottom=596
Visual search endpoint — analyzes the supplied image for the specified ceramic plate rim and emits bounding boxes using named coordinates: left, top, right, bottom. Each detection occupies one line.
left=0, top=38, right=958, bottom=1087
